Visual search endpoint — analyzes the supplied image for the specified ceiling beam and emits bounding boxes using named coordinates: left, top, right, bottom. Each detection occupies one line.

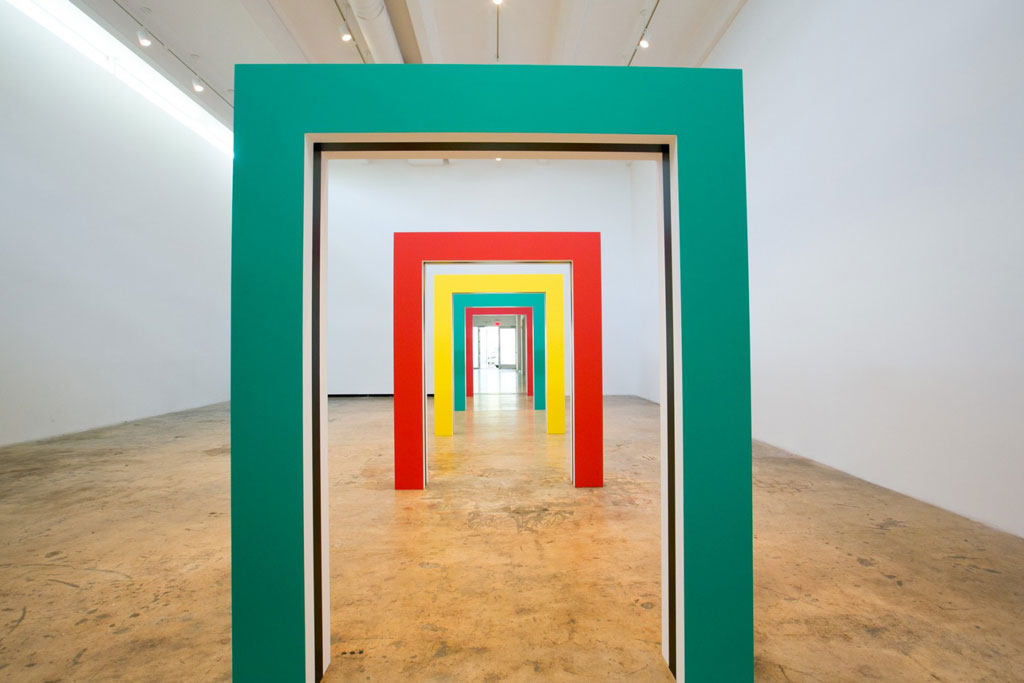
left=404, top=0, right=442, bottom=63
left=384, top=0, right=422, bottom=63
left=349, top=0, right=403, bottom=63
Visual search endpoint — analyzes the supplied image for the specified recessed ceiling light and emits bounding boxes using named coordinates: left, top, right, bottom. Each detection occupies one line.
left=495, top=157, right=502, bottom=161
left=339, top=23, right=352, bottom=42
left=192, top=78, right=205, bottom=93
left=639, top=33, right=650, bottom=49
left=493, top=0, right=502, bottom=5
left=136, top=29, right=152, bottom=47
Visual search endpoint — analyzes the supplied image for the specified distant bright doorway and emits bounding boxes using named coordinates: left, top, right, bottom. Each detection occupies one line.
left=472, top=313, right=526, bottom=396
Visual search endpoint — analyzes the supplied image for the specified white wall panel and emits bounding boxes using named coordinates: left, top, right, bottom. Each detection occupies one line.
left=325, top=158, right=663, bottom=400
left=0, top=2, right=232, bottom=446
left=707, top=0, right=1024, bottom=535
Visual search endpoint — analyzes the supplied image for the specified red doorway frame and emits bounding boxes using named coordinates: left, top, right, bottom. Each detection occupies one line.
left=465, top=305, right=534, bottom=399
left=393, top=232, right=603, bottom=489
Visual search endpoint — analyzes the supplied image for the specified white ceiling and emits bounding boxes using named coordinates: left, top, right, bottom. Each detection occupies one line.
left=70, top=0, right=746, bottom=128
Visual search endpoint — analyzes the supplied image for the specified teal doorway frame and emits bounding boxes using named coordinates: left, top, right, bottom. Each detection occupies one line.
left=231, top=65, right=751, bottom=682
left=453, top=292, right=547, bottom=411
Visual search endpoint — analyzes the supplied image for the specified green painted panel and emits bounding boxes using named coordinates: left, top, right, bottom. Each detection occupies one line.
left=675, top=70, right=753, bottom=682
left=232, top=64, right=750, bottom=682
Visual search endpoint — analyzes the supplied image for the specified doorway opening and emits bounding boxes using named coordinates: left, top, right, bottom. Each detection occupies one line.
left=472, top=314, right=526, bottom=396
left=313, top=138, right=679, bottom=681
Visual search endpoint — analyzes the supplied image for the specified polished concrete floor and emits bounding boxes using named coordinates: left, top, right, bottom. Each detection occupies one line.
left=472, top=366, right=526, bottom=394
left=0, top=396, right=1022, bottom=681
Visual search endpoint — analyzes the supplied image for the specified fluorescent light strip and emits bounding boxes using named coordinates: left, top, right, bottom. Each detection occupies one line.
left=6, top=0, right=233, bottom=157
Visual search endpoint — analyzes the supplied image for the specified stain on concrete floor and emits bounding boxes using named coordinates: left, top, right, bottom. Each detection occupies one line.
left=321, top=396, right=667, bottom=682
left=0, top=405, right=232, bottom=682
left=0, top=398, right=1022, bottom=681
left=750, top=441, right=1024, bottom=682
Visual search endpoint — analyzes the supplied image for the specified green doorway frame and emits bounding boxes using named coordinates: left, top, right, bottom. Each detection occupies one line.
left=231, top=64, right=751, bottom=682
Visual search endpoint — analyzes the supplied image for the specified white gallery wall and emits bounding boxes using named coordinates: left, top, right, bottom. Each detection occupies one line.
left=0, top=2, right=232, bottom=446
left=423, top=262, right=573, bottom=394
left=326, top=158, right=662, bottom=402
left=708, top=0, right=1024, bottom=535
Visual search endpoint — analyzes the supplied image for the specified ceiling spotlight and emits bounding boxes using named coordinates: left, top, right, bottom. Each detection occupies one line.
left=639, top=34, right=650, bottom=49
left=136, top=28, right=152, bottom=47
left=339, top=23, right=352, bottom=42
left=493, top=0, right=503, bottom=5
left=495, top=157, right=502, bottom=161
left=192, top=78, right=205, bottom=93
